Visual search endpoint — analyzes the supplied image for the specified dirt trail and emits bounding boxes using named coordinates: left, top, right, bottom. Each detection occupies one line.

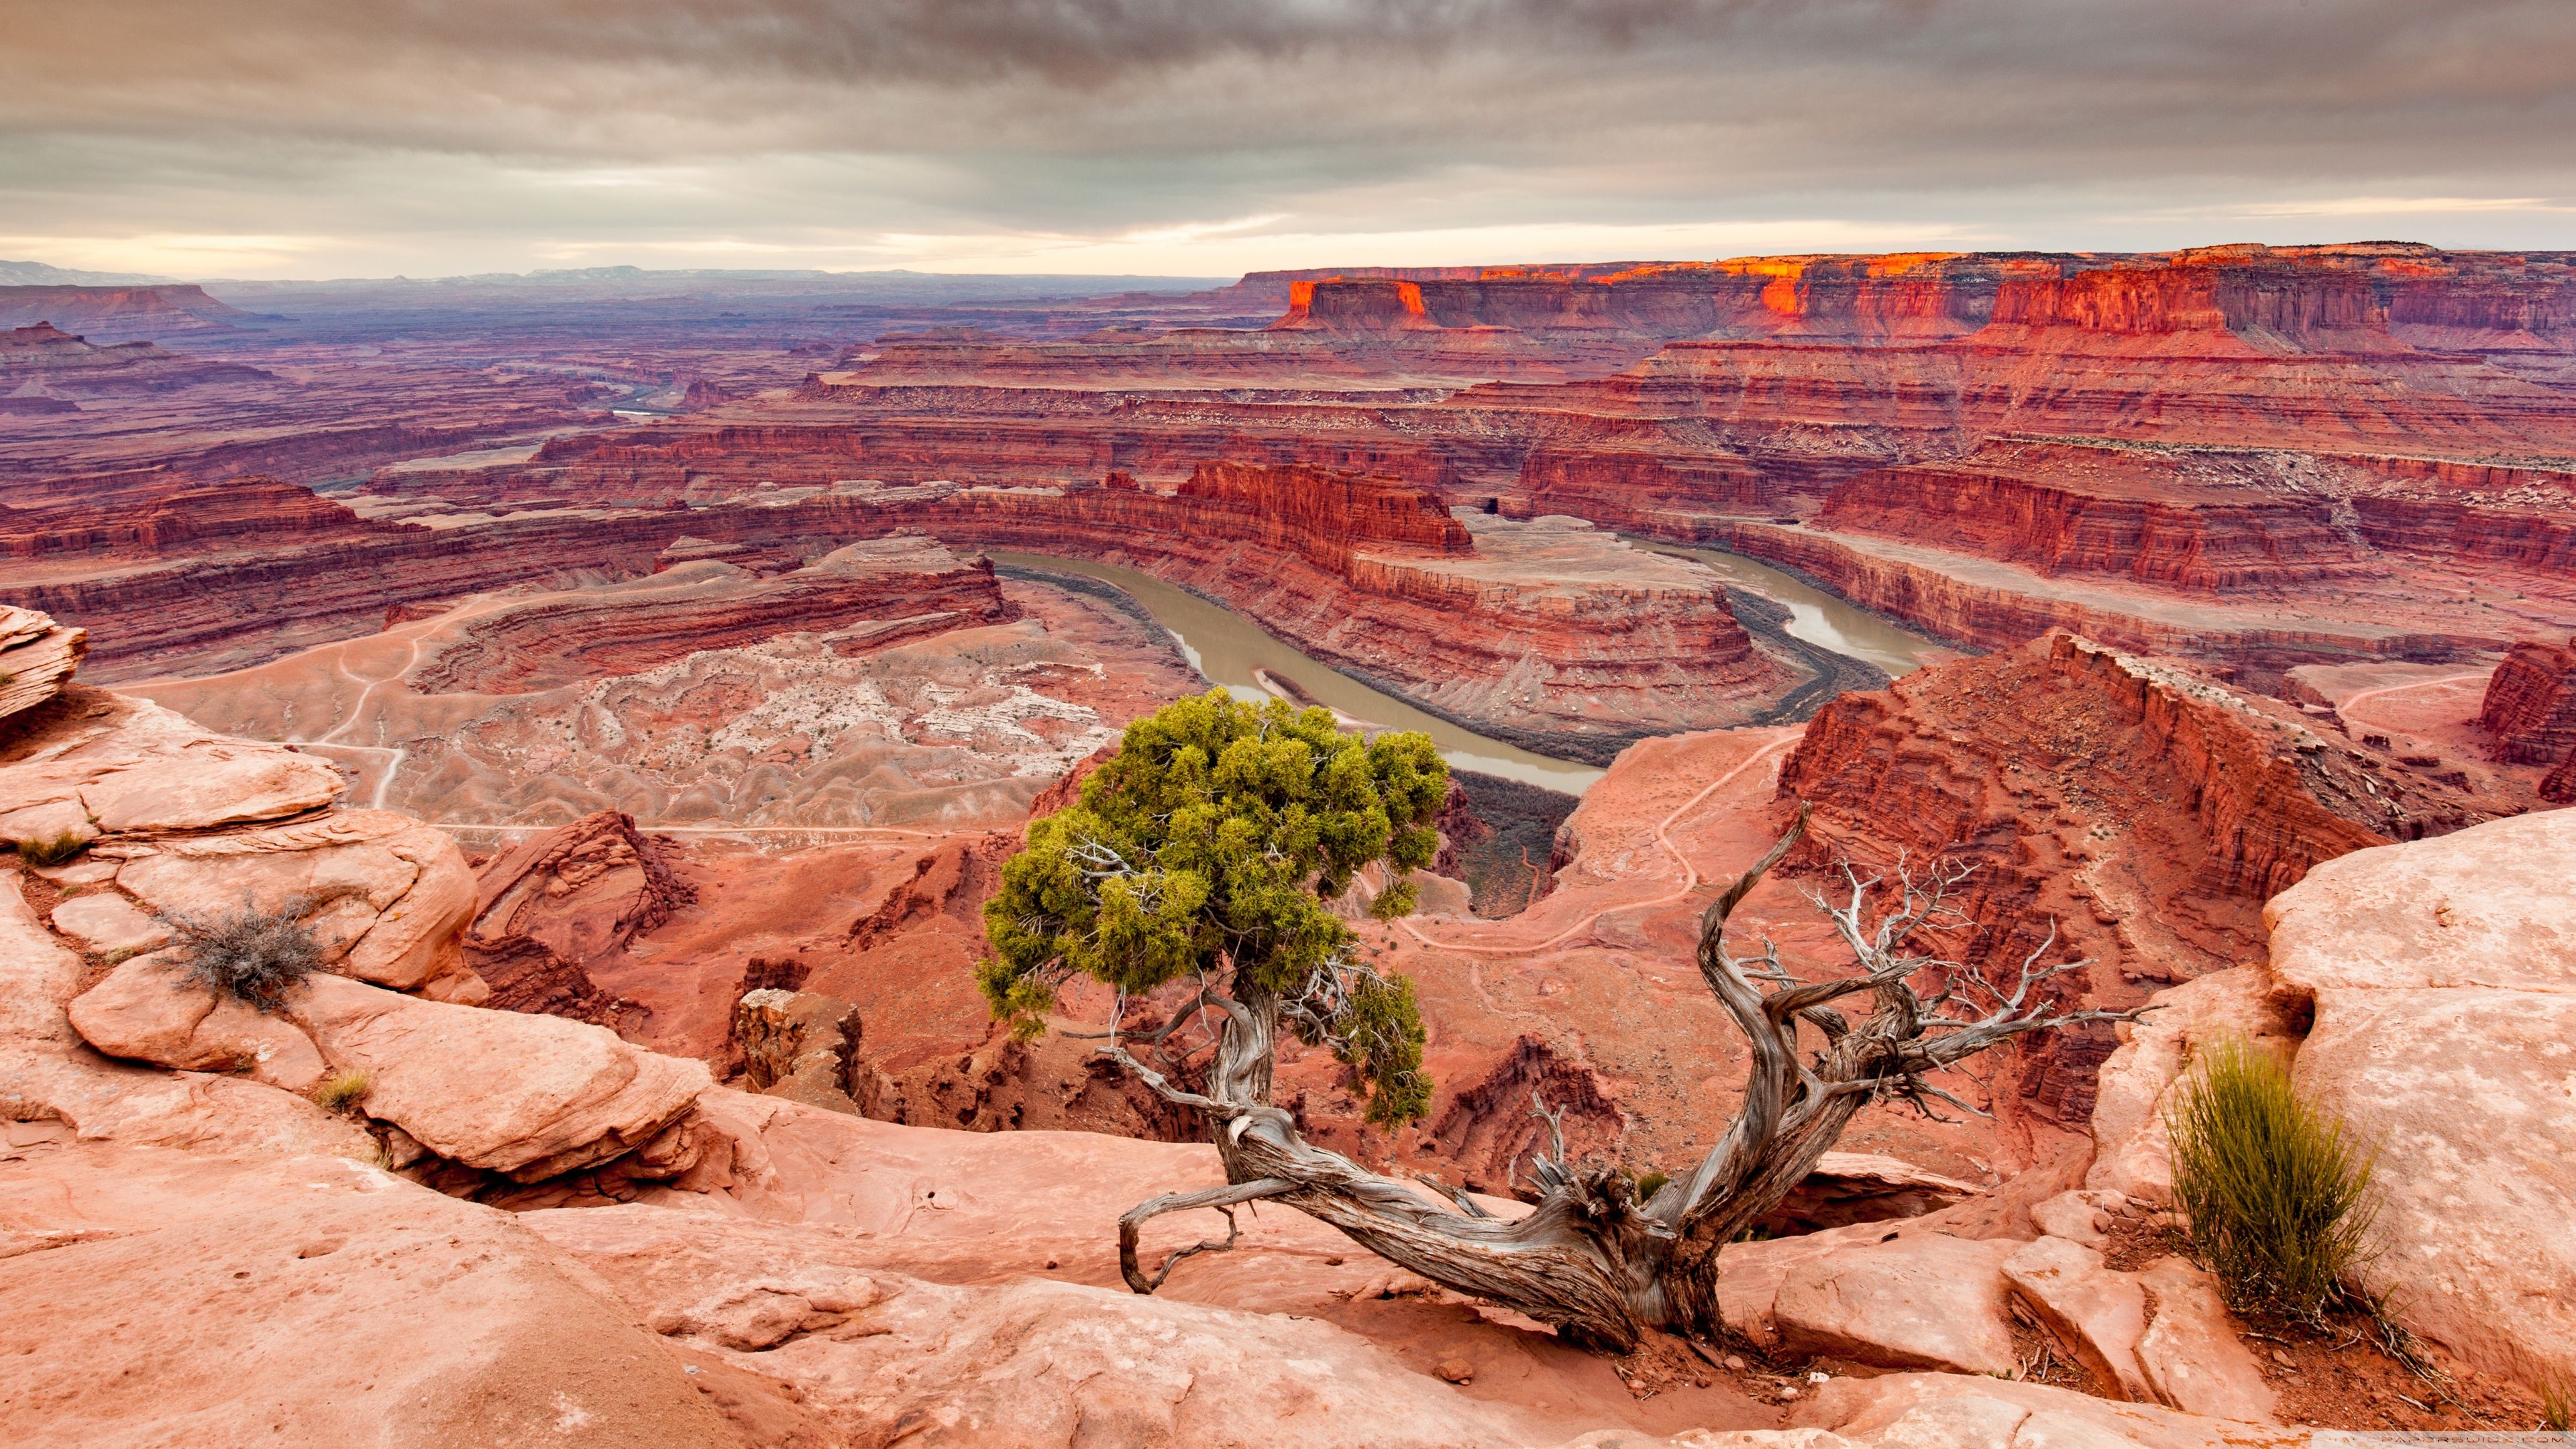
left=1397, top=735, right=1796, bottom=957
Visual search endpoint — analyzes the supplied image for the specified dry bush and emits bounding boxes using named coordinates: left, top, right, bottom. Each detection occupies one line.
left=2167, top=1036, right=2379, bottom=1323
left=165, top=893, right=331, bottom=1013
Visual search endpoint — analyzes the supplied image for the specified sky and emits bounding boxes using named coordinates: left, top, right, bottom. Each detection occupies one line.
left=3, top=0, right=2573, bottom=280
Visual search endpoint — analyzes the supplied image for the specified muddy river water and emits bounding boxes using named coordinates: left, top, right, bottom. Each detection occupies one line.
left=990, top=545, right=1947, bottom=797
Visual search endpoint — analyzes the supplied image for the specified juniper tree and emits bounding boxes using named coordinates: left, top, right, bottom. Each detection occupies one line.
left=982, top=689, right=2131, bottom=1350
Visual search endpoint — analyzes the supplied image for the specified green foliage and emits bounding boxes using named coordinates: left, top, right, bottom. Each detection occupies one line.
left=1633, top=1169, right=1671, bottom=1205
left=2167, top=1036, right=2379, bottom=1323
left=168, top=893, right=330, bottom=1013
left=981, top=689, right=1448, bottom=1122
left=312, top=1069, right=371, bottom=1112
left=1300, top=965, right=1430, bottom=1126
left=17, top=830, right=90, bottom=868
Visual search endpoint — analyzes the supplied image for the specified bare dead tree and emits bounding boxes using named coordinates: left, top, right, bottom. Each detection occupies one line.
left=1099, top=806, right=2139, bottom=1350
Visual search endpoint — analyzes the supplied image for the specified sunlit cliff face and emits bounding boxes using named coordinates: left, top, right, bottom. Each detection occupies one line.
left=5, top=1, right=2576, bottom=277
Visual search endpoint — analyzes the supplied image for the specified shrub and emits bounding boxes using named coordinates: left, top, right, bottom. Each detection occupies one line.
left=166, top=892, right=329, bottom=1013
left=2166, top=1036, right=2379, bottom=1322
left=311, top=1069, right=371, bottom=1112
left=17, top=830, right=90, bottom=868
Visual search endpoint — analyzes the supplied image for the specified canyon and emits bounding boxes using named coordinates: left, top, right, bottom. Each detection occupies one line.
left=1, top=239, right=2572, bottom=1446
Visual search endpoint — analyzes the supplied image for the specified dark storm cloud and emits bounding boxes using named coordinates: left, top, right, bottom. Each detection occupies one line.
left=3, top=1, right=2571, bottom=274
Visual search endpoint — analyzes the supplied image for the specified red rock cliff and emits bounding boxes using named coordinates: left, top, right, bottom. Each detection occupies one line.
left=1817, top=443, right=2376, bottom=590
left=2478, top=637, right=2576, bottom=767
left=1174, top=459, right=1469, bottom=568
left=1776, top=631, right=2477, bottom=1003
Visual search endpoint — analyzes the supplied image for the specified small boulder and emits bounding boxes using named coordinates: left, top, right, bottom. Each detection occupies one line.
left=2133, top=1257, right=2277, bottom=1423
left=65, top=951, right=328, bottom=1095
left=288, top=973, right=710, bottom=1181
left=1772, top=1232, right=2018, bottom=1377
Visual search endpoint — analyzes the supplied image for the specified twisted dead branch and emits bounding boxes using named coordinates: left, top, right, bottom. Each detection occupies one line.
left=1099, top=804, right=2138, bottom=1349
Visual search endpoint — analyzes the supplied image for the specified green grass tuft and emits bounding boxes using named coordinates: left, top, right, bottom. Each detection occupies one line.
left=17, top=830, right=91, bottom=868
left=311, top=1069, right=371, bottom=1112
left=2538, top=1372, right=2574, bottom=1433
left=2166, top=1036, right=2379, bottom=1324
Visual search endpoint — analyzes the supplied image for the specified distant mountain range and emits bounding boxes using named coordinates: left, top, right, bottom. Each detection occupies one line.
left=0, top=259, right=181, bottom=286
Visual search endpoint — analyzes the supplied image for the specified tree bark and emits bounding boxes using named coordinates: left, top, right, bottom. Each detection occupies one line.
left=1104, top=809, right=2137, bottom=1352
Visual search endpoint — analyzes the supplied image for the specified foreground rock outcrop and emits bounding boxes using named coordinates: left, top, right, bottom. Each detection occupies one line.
left=2088, top=806, right=2576, bottom=1393
left=0, top=605, right=84, bottom=728
left=2264, top=808, right=2576, bottom=1389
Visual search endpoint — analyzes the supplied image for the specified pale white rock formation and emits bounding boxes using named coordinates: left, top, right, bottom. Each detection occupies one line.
left=2263, top=808, right=2576, bottom=1391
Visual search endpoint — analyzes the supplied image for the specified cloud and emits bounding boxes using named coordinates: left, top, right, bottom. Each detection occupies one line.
left=4, top=1, right=2573, bottom=275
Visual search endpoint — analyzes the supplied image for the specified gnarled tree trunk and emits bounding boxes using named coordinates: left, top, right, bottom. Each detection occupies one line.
left=1107, top=808, right=2132, bottom=1351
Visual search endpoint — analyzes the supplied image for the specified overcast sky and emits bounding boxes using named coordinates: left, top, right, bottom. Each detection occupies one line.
left=3, top=0, right=2571, bottom=280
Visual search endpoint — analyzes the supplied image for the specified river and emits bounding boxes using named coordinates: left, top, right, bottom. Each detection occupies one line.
left=1627, top=539, right=1951, bottom=677
left=988, top=553, right=1608, bottom=794
left=989, top=543, right=1947, bottom=798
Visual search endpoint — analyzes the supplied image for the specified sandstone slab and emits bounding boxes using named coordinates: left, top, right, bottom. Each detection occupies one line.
left=1713, top=1221, right=1890, bottom=1348
left=1772, top=1232, right=2019, bottom=1377
left=524, top=1201, right=1574, bottom=1449
left=0, top=797, right=93, bottom=852
left=2292, top=983, right=2576, bottom=1389
left=47, top=888, right=170, bottom=955
left=78, top=743, right=347, bottom=833
left=1796, top=1371, right=2302, bottom=1448
left=2135, top=1258, right=2277, bottom=1424
left=0, top=1142, right=748, bottom=1448
left=2004, top=1234, right=2154, bottom=1401
left=290, top=972, right=710, bottom=1179
left=2257, top=808, right=2576, bottom=1389
left=0, top=696, right=337, bottom=831
left=2261, top=806, right=2576, bottom=995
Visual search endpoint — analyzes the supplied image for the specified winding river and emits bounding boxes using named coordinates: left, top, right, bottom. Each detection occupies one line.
left=1628, top=539, right=1952, bottom=678
left=989, top=543, right=1949, bottom=798
left=989, top=552, right=1609, bottom=794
